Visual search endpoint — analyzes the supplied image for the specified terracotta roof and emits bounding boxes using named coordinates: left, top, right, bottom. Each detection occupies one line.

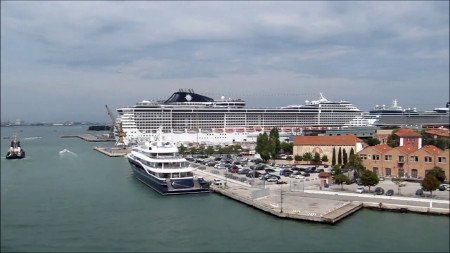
left=293, top=135, right=362, bottom=146
left=421, top=145, right=443, bottom=155
left=371, top=144, right=392, bottom=153
left=395, top=128, right=421, bottom=137
left=426, top=128, right=450, bottom=138
left=394, top=145, right=418, bottom=154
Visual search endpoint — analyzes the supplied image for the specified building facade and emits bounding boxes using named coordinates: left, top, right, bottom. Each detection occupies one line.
left=293, top=135, right=364, bottom=164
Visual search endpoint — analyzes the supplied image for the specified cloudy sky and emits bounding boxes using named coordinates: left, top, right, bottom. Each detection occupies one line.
left=1, top=1, right=449, bottom=123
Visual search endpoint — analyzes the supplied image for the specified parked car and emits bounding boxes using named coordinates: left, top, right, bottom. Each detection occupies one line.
left=356, top=186, right=365, bottom=193
left=266, top=177, right=278, bottom=182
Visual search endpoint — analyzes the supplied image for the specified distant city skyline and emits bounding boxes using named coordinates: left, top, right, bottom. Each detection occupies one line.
left=1, top=1, right=449, bottom=123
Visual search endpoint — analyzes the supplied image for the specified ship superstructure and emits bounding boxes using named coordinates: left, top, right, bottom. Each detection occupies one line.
left=116, top=89, right=368, bottom=145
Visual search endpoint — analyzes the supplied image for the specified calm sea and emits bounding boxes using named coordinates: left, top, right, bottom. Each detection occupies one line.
left=1, top=126, right=449, bottom=252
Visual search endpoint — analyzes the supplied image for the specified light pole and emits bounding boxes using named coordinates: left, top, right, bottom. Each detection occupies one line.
left=280, top=183, right=283, bottom=213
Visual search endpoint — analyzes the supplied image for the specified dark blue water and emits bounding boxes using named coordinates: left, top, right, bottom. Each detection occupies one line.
left=1, top=126, right=449, bottom=252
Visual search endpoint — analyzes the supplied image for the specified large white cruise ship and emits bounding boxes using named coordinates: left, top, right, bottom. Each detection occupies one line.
left=115, top=89, right=369, bottom=145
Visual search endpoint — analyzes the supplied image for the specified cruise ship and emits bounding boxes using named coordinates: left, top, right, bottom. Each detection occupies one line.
left=115, top=89, right=369, bottom=145
left=365, top=99, right=450, bottom=127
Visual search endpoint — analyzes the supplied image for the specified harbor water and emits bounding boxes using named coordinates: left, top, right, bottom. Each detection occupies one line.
left=1, top=126, right=449, bottom=252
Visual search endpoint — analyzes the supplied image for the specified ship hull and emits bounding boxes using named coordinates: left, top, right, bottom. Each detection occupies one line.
left=128, top=158, right=210, bottom=195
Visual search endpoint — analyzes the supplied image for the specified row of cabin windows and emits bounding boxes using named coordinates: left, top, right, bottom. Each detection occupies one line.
left=360, top=154, right=447, bottom=163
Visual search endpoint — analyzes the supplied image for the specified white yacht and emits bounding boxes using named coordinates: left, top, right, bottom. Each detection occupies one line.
left=127, top=128, right=210, bottom=195
left=116, top=89, right=367, bottom=145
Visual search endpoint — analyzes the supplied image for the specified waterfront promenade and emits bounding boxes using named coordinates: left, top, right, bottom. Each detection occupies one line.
left=194, top=167, right=449, bottom=224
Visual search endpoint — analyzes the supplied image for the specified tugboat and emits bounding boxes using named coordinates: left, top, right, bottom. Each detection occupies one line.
left=6, top=136, right=25, bottom=159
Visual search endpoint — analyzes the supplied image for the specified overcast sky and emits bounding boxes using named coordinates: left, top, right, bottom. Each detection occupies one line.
left=1, top=1, right=449, bottom=123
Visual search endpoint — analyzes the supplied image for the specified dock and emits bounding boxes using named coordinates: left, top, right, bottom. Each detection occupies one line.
left=194, top=168, right=449, bottom=224
left=194, top=169, right=362, bottom=224
left=61, top=134, right=115, bottom=142
left=94, top=146, right=130, bottom=157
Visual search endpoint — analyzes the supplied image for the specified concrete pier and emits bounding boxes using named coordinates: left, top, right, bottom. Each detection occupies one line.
left=61, top=134, right=115, bottom=142
left=94, top=146, right=130, bottom=157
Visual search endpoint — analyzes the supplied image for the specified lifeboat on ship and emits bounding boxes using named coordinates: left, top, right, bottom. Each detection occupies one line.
left=225, top=128, right=234, bottom=133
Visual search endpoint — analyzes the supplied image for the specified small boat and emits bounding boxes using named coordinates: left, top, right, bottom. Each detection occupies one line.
left=6, top=136, right=25, bottom=159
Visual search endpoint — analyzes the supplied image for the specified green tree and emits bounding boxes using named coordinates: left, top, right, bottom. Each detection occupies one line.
left=256, top=132, right=271, bottom=161
left=312, top=152, right=321, bottom=164
left=392, top=176, right=407, bottom=195
left=332, top=147, right=336, bottom=166
left=343, top=149, right=348, bottom=165
left=426, top=167, right=446, bottom=183
left=280, top=142, right=293, bottom=154
left=364, top=138, right=381, bottom=146
left=360, top=170, right=379, bottom=192
left=294, top=155, right=303, bottom=162
left=387, top=129, right=400, bottom=148
left=269, top=128, right=280, bottom=160
left=178, top=144, right=187, bottom=155
left=321, top=155, right=328, bottom=163
left=338, top=147, right=342, bottom=165
left=206, top=146, right=215, bottom=156
left=286, top=156, right=293, bottom=164
left=302, top=152, right=312, bottom=161
left=333, top=173, right=349, bottom=190
left=421, top=174, right=440, bottom=197
left=350, top=148, right=355, bottom=158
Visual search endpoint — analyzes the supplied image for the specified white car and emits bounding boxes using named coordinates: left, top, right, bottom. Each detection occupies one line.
left=356, top=186, right=364, bottom=193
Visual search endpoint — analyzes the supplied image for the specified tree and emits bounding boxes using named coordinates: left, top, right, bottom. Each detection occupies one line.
left=387, top=129, right=400, bottom=148
left=302, top=152, right=312, bottom=161
left=364, top=138, right=380, bottom=146
left=280, top=142, right=293, bottom=154
left=333, top=173, right=349, bottom=190
left=206, top=146, right=215, bottom=156
left=312, top=152, right=321, bottom=164
left=269, top=128, right=280, bottom=160
left=256, top=132, right=271, bottom=161
left=426, top=167, right=446, bottom=183
left=338, top=147, right=342, bottom=165
left=332, top=147, right=336, bottom=166
left=294, top=155, right=303, bottom=162
left=360, top=170, right=379, bottom=192
left=321, top=155, right=328, bottom=163
left=343, top=149, right=348, bottom=165
left=286, top=156, right=293, bottom=164
left=179, top=144, right=187, bottom=155
left=421, top=174, right=440, bottom=197
left=392, top=176, right=407, bottom=195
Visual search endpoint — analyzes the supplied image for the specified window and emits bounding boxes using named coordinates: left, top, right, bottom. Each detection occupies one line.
left=425, top=156, right=432, bottom=163
left=398, top=168, right=405, bottom=177
left=411, top=169, right=418, bottom=178
left=410, top=156, right=418, bottom=162
left=438, top=157, right=447, bottom=163
left=373, top=167, right=379, bottom=175
left=385, top=155, right=392, bottom=161
left=385, top=168, right=391, bottom=176
left=372, top=155, right=380, bottom=160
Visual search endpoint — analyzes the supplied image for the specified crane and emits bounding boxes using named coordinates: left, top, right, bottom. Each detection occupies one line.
left=105, top=105, right=126, bottom=146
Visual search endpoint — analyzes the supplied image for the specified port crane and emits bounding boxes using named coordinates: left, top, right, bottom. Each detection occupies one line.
left=105, top=105, right=126, bottom=146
